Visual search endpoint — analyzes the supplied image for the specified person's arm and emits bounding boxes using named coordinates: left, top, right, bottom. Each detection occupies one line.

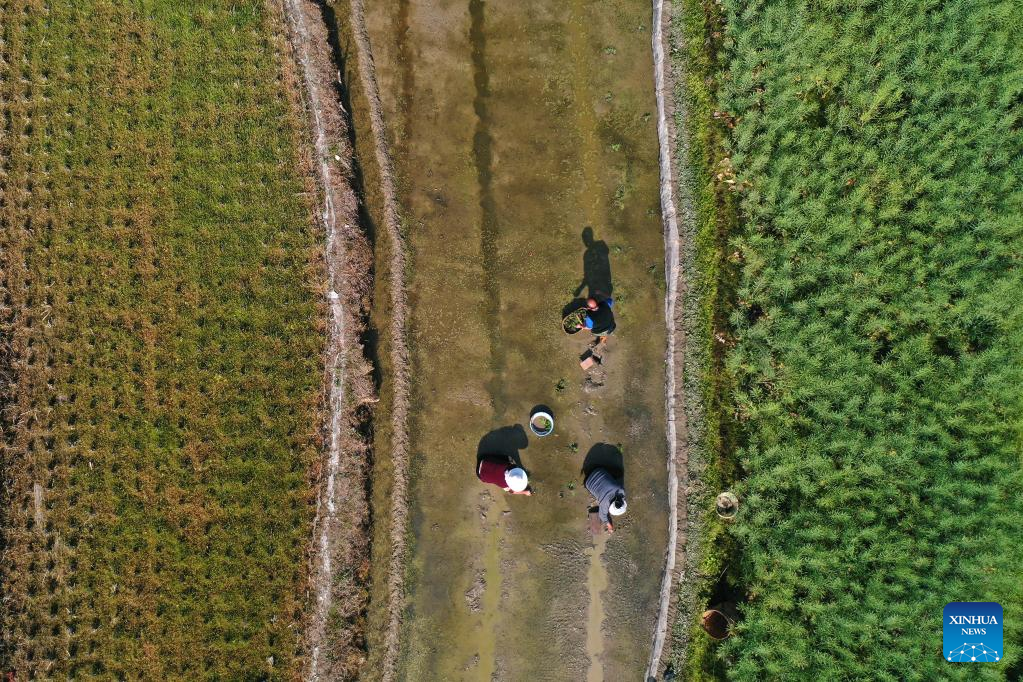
left=503, top=483, right=532, bottom=496
left=598, top=497, right=611, bottom=526
left=600, top=489, right=615, bottom=532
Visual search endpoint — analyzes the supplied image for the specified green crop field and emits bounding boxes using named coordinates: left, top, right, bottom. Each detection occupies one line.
left=677, top=0, right=1023, bottom=678
left=0, top=1, right=322, bottom=677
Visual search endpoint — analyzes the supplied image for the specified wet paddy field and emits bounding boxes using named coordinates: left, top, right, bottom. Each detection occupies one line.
left=364, top=1, right=668, bottom=678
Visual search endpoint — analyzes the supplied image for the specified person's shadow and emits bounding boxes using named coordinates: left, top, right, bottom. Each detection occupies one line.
left=581, top=443, right=625, bottom=484
left=573, top=226, right=613, bottom=299
left=477, top=424, right=529, bottom=469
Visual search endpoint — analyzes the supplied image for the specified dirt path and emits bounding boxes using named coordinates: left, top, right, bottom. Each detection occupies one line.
left=477, top=493, right=508, bottom=678
left=365, top=1, right=669, bottom=678
left=586, top=532, right=610, bottom=682
left=646, top=0, right=692, bottom=676
left=339, top=2, right=414, bottom=679
left=276, top=0, right=375, bottom=677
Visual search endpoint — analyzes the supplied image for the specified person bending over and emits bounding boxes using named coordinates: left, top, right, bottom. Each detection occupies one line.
left=477, top=455, right=532, bottom=495
left=584, top=466, right=626, bottom=533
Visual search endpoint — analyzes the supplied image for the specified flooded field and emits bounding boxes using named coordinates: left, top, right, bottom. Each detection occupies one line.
left=364, top=0, right=668, bottom=678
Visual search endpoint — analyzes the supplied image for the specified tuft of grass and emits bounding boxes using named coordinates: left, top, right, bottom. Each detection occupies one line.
left=665, top=0, right=742, bottom=676
left=0, top=1, right=325, bottom=677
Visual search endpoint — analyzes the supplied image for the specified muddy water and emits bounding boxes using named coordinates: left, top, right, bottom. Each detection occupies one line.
left=364, top=0, right=668, bottom=678
left=586, top=533, right=610, bottom=682
left=477, top=493, right=508, bottom=680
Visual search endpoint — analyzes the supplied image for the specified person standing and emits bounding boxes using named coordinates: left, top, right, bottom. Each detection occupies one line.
left=477, top=455, right=532, bottom=495
left=584, top=466, right=626, bottom=532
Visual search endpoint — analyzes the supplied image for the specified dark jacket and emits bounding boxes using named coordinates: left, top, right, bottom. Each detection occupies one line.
left=584, top=299, right=616, bottom=335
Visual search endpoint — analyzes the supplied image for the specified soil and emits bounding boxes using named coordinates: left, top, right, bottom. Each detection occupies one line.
left=465, top=570, right=486, bottom=613
left=586, top=532, right=610, bottom=682
left=646, top=0, right=693, bottom=676
left=647, top=0, right=706, bottom=675
left=348, top=3, right=414, bottom=678
left=312, top=2, right=414, bottom=679
left=275, top=0, right=377, bottom=678
left=363, top=0, right=670, bottom=679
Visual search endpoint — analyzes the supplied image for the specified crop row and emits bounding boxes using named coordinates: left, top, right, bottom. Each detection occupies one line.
left=1, top=1, right=324, bottom=677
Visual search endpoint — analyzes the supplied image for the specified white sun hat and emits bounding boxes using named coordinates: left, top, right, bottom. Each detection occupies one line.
left=505, top=467, right=528, bottom=492
left=609, top=497, right=627, bottom=516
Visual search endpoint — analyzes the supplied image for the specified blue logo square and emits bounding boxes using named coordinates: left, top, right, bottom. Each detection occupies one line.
left=944, top=602, right=1003, bottom=663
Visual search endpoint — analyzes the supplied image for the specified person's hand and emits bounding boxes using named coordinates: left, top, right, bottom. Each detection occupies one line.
left=605, top=522, right=614, bottom=534
left=523, top=489, right=532, bottom=496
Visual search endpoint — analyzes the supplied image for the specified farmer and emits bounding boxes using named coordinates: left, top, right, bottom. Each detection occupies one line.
left=477, top=455, right=532, bottom=495
left=575, top=296, right=616, bottom=341
left=584, top=466, right=626, bottom=533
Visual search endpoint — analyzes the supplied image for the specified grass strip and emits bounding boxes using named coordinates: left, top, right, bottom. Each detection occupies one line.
left=675, top=0, right=1023, bottom=678
left=666, top=0, right=742, bottom=677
